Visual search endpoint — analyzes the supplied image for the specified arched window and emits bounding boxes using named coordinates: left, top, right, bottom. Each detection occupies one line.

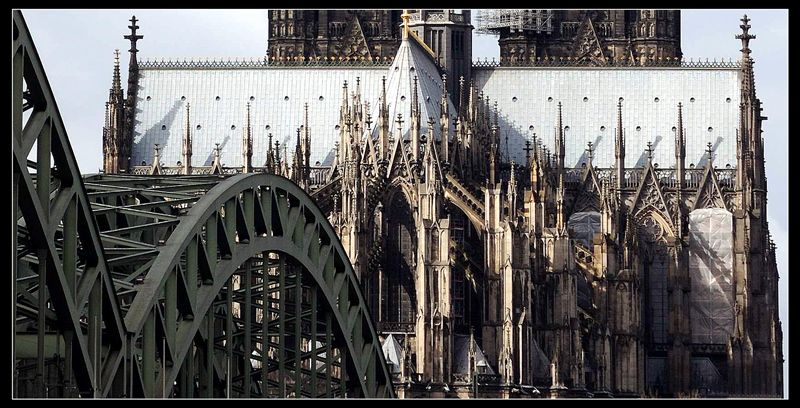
left=639, top=214, right=669, bottom=344
left=381, top=194, right=416, bottom=325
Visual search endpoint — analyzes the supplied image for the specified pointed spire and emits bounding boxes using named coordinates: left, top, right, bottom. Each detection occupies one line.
left=615, top=100, right=626, bottom=187
left=124, top=15, right=144, bottom=66
left=556, top=102, right=565, bottom=170
left=183, top=102, right=192, bottom=174
left=266, top=133, right=274, bottom=172
left=441, top=73, right=448, bottom=118
left=675, top=102, right=686, bottom=188
left=736, top=14, right=756, bottom=57
left=111, top=49, right=122, bottom=95
left=412, top=75, right=420, bottom=116
left=458, top=76, right=465, bottom=119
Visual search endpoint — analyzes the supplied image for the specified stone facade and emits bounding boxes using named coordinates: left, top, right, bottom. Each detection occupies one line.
left=104, top=11, right=783, bottom=398
left=491, top=10, right=682, bottom=64
left=267, top=10, right=403, bottom=61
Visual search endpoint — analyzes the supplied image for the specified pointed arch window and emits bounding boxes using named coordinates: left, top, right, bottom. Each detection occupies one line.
left=639, top=214, right=669, bottom=344
left=381, top=195, right=416, bottom=326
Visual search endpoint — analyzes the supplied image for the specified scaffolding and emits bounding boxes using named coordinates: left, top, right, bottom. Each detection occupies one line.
left=474, top=10, right=554, bottom=36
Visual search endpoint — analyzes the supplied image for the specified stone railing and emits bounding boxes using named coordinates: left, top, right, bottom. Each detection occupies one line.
left=377, top=321, right=415, bottom=333
left=138, top=55, right=394, bottom=70
left=472, top=57, right=741, bottom=69
left=654, top=168, right=677, bottom=188
left=621, top=169, right=644, bottom=189
left=715, top=168, right=736, bottom=189
left=308, top=166, right=332, bottom=189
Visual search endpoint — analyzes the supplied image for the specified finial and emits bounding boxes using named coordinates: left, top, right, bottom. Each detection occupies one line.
left=706, top=142, right=714, bottom=162
left=124, top=15, right=144, bottom=57
left=154, top=143, right=160, bottom=158
left=401, top=10, right=411, bottom=40
left=646, top=141, right=654, bottom=161
left=736, top=14, right=756, bottom=55
left=524, top=140, right=533, bottom=162
left=587, top=141, right=594, bottom=163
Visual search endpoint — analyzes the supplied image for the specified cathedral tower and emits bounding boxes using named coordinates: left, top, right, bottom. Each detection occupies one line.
left=268, top=10, right=403, bottom=60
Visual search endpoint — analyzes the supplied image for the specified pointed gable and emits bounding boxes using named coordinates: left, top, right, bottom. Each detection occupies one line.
left=631, top=163, right=673, bottom=231
left=340, top=13, right=372, bottom=60
left=691, top=165, right=728, bottom=211
left=571, top=165, right=603, bottom=214
left=368, top=37, right=458, bottom=145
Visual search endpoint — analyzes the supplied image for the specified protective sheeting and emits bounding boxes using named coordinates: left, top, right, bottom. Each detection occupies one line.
left=381, top=334, right=403, bottom=373
left=452, top=334, right=496, bottom=375
left=568, top=211, right=601, bottom=249
left=691, top=357, right=726, bottom=395
left=531, top=339, right=551, bottom=381
left=688, top=208, right=734, bottom=344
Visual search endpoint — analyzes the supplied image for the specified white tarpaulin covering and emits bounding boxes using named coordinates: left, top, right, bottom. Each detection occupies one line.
left=568, top=211, right=601, bottom=249
left=381, top=334, right=403, bottom=373
left=688, top=208, right=734, bottom=344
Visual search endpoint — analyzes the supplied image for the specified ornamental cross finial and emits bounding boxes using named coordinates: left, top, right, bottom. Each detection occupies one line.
left=524, top=140, right=533, bottom=162
left=124, top=15, right=144, bottom=55
left=587, top=141, right=594, bottom=163
left=401, top=10, right=411, bottom=40
left=736, top=14, right=756, bottom=55
left=153, top=143, right=160, bottom=158
left=214, top=143, right=221, bottom=157
left=706, top=142, right=714, bottom=162
left=646, top=141, right=654, bottom=161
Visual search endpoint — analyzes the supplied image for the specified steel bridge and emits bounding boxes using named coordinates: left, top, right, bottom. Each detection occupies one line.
left=13, top=10, right=394, bottom=398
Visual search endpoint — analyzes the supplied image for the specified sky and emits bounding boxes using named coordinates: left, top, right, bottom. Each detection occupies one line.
left=18, top=9, right=788, bottom=397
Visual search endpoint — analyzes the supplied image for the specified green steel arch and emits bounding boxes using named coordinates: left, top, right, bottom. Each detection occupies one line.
left=13, top=10, right=394, bottom=398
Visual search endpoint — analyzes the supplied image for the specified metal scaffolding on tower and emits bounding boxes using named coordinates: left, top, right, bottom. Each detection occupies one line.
left=474, top=10, right=554, bottom=35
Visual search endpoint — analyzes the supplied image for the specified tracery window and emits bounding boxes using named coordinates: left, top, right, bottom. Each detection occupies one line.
left=381, top=195, right=416, bottom=325
left=639, top=214, right=669, bottom=344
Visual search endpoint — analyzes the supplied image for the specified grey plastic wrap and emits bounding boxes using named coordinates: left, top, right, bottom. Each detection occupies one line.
left=532, top=339, right=551, bottom=380
left=688, top=208, right=734, bottom=344
left=691, top=357, right=726, bottom=395
left=646, top=357, right=667, bottom=392
left=452, top=335, right=496, bottom=375
left=568, top=211, right=601, bottom=249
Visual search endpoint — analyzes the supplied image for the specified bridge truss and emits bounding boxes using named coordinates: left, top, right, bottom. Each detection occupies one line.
left=13, top=10, right=394, bottom=399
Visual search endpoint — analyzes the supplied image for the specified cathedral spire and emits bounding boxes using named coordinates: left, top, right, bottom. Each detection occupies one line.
left=243, top=102, right=253, bottom=173
left=441, top=73, right=450, bottom=164
left=124, top=16, right=144, bottom=68
left=379, top=76, right=389, bottom=161
left=266, top=133, right=274, bottom=173
left=458, top=76, right=465, bottom=120
left=302, top=102, right=311, bottom=186
left=675, top=102, right=685, bottom=189
left=111, top=49, right=122, bottom=96
left=615, top=100, right=626, bottom=187
left=556, top=102, right=565, bottom=171
left=183, top=103, right=192, bottom=175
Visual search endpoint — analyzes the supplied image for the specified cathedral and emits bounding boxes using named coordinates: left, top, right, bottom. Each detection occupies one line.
left=101, top=10, right=783, bottom=398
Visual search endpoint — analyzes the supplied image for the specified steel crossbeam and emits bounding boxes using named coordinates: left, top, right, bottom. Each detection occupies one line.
left=14, top=11, right=394, bottom=398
